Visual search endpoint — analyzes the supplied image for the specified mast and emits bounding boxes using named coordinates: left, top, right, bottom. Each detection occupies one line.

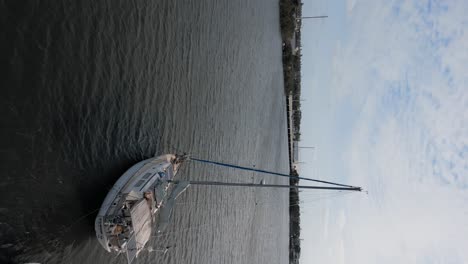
left=189, top=157, right=359, bottom=189
left=169, top=180, right=362, bottom=192
left=301, top=15, right=328, bottom=19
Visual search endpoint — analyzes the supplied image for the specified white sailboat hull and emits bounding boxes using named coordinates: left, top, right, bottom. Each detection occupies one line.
left=95, top=154, right=180, bottom=256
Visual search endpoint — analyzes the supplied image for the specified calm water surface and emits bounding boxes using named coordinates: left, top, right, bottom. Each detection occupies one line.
left=0, top=0, right=289, bottom=263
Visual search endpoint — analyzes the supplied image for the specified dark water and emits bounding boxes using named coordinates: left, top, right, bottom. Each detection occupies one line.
left=0, top=0, right=289, bottom=263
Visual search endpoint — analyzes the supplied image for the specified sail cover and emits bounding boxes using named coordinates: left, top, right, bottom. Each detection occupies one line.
left=130, top=199, right=152, bottom=255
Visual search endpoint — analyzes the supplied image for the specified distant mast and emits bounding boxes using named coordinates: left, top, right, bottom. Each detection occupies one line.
left=301, top=15, right=328, bottom=19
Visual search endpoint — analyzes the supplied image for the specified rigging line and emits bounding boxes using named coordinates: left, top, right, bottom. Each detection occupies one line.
left=291, top=191, right=354, bottom=206
left=178, top=180, right=362, bottom=191
left=61, top=207, right=101, bottom=233
left=73, top=188, right=152, bottom=236
left=175, top=157, right=190, bottom=177
left=309, top=189, right=354, bottom=199
left=288, top=193, right=355, bottom=208
left=296, top=193, right=357, bottom=209
left=189, top=157, right=358, bottom=188
left=296, top=191, right=346, bottom=199
left=297, top=190, right=355, bottom=198
left=251, top=192, right=349, bottom=206
left=250, top=191, right=348, bottom=207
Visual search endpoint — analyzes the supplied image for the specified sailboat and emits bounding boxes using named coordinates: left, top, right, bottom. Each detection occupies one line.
left=94, top=154, right=189, bottom=263
left=95, top=153, right=362, bottom=263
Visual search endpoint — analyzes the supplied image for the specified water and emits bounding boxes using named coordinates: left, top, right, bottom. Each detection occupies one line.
left=0, top=0, right=289, bottom=263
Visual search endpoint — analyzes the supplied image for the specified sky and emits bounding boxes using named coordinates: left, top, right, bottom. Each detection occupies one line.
left=299, top=0, right=468, bottom=263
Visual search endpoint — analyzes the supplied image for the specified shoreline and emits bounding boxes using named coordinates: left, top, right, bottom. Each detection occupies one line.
left=279, top=0, right=303, bottom=263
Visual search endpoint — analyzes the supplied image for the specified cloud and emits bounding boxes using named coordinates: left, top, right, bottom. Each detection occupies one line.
left=317, top=0, right=468, bottom=263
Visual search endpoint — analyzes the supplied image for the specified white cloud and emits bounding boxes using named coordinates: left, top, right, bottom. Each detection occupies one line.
left=305, top=0, right=468, bottom=263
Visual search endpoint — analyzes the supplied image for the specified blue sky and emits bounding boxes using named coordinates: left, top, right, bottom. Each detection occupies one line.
left=299, top=0, right=468, bottom=263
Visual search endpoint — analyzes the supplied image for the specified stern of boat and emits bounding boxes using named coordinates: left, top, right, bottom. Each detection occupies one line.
left=95, top=215, right=111, bottom=252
